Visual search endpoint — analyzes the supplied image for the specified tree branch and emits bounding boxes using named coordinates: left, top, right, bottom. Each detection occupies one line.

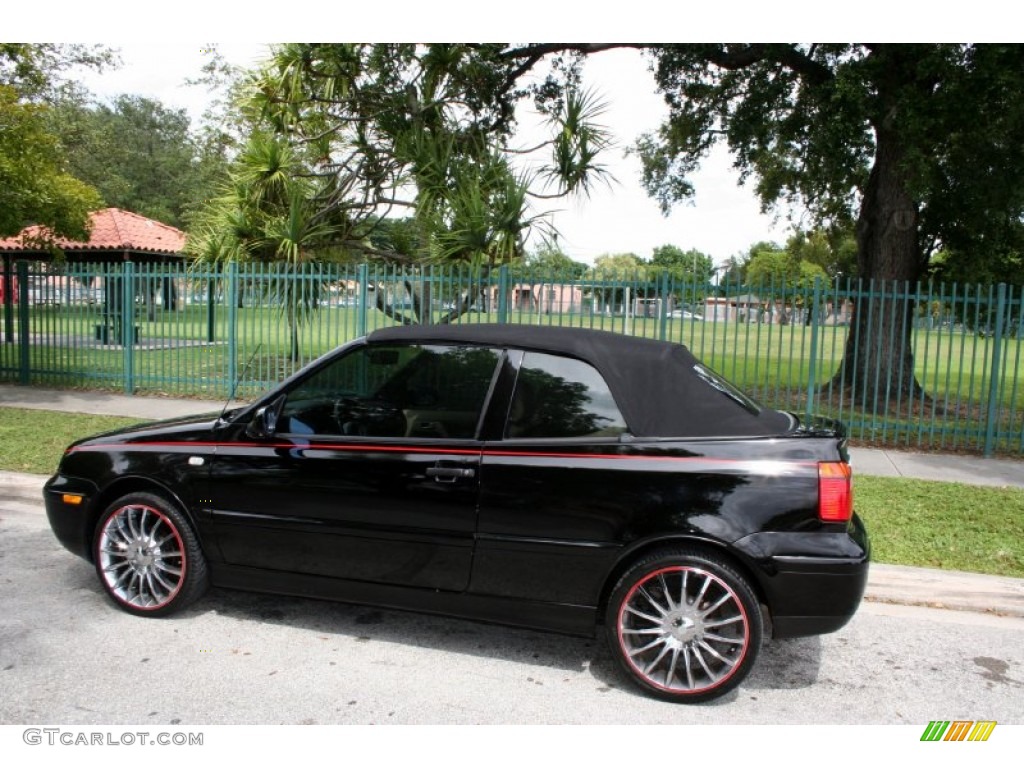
left=495, top=43, right=653, bottom=100
left=500, top=43, right=651, bottom=60
left=699, top=44, right=833, bottom=85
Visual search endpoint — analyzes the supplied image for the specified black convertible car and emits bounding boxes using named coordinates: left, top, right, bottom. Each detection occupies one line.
left=45, top=324, right=868, bottom=702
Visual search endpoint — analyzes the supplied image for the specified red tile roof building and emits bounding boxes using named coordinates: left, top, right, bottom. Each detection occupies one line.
left=0, top=208, right=186, bottom=262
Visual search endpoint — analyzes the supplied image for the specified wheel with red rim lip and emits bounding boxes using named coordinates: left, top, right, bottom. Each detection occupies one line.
left=93, top=492, right=208, bottom=617
left=605, top=548, right=762, bottom=702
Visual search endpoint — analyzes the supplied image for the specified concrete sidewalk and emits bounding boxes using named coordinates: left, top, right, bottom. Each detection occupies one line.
left=852, top=447, right=1024, bottom=488
left=0, top=384, right=239, bottom=421
left=2, top=383, right=1023, bottom=620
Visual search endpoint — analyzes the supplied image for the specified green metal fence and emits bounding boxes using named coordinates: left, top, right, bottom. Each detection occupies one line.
left=2, top=260, right=1022, bottom=455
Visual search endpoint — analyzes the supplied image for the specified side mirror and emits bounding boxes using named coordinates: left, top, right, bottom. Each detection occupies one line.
left=245, top=396, right=283, bottom=439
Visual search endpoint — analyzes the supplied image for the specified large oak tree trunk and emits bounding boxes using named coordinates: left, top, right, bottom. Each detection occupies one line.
left=833, top=120, right=925, bottom=403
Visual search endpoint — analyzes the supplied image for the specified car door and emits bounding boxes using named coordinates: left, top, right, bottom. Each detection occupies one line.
left=205, top=342, right=501, bottom=592
left=473, top=349, right=636, bottom=607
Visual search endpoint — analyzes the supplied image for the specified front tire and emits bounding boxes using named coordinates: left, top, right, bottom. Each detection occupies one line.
left=606, top=548, right=762, bottom=703
left=93, top=492, right=208, bottom=617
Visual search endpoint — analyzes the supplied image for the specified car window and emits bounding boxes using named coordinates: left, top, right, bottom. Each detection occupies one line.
left=278, top=344, right=501, bottom=439
left=505, top=352, right=628, bottom=439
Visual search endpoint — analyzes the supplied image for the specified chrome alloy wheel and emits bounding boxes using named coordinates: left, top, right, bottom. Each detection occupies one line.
left=97, top=504, right=186, bottom=610
left=617, top=566, right=750, bottom=695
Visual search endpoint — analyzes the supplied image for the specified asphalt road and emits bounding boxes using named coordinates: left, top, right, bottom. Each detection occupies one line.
left=2, top=496, right=1022, bottom=725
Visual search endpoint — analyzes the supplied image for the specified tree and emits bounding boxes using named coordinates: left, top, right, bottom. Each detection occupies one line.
left=0, top=43, right=116, bottom=103
left=746, top=249, right=822, bottom=288
left=0, top=85, right=101, bottom=241
left=0, top=45, right=111, bottom=241
left=363, top=216, right=424, bottom=261
left=590, top=252, right=647, bottom=309
left=592, top=252, right=646, bottom=276
left=189, top=44, right=612, bottom=325
left=786, top=228, right=857, bottom=280
left=522, top=243, right=589, bottom=279
left=929, top=240, right=1024, bottom=288
left=716, top=252, right=750, bottom=288
left=650, top=244, right=713, bottom=282
left=186, top=130, right=342, bottom=360
left=648, top=244, right=713, bottom=308
left=52, top=95, right=222, bottom=229
left=196, top=43, right=1024, bottom=360
left=633, top=44, right=1024, bottom=402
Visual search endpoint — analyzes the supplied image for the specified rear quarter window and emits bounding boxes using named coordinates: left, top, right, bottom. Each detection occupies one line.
left=506, top=352, right=627, bottom=439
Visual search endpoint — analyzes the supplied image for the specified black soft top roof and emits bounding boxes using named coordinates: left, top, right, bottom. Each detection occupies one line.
left=368, top=324, right=792, bottom=438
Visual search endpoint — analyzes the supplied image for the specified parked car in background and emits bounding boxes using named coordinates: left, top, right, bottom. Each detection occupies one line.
left=44, top=324, right=868, bottom=702
left=669, top=309, right=704, bottom=321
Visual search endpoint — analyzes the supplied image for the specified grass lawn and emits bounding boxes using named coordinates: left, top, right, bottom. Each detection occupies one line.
left=1, top=405, right=1021, bottom=578
left=855, top=476, right=1024, bottom=578
left=0, top=407, right=142, bottom=476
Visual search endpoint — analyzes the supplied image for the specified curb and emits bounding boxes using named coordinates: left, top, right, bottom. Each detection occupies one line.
left=865, top=563, right=1024, bottom=619
left=2, top=471, right=45, bottom=506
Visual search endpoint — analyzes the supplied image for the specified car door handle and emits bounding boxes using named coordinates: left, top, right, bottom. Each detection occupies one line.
left=426, top=466, right=476, bottom=482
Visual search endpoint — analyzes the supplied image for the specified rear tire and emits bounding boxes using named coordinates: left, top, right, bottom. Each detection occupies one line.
left=605, top=547, right=762, bottom=702
left=93, top=492, right=208, bottom=617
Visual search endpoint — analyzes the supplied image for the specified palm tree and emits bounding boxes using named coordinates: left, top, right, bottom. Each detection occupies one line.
left=187, top=132, right=339, bottom=361
left=188, top=44, right=617, bottom=332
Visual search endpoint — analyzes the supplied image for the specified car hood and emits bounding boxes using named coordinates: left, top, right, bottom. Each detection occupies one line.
left=68, top=410, right=228, bottom=450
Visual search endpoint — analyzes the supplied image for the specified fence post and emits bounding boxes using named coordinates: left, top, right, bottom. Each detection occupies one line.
left=16, top=261, right=30, bottom=384
left=658, top=273, right=669, bottom=341
left=357, top=264, right=369, bottom=337
left=804, top=277, right=822, bottom=423
left=3, top=256, right=14, bottom=345
left=226, top=261, right=239, bottom=397
left=983, top=282, right=1008, bottom=457
left=122, top=262, right=135, bottom=394
left=624, top=283, right=632, bottom=336
left=497, top=264, right=509, bottom=324
left=206, top=265, right=218, bottom=343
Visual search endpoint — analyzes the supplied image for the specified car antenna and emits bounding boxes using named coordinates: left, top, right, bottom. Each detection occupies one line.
left=218, top=344, right=262, bottom=427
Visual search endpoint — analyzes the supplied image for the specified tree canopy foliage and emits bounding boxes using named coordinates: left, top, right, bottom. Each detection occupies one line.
left=0, top=84, right=101, bottom=241
left=185, top=43, right=1023, bottom=389
left=745, top=246, right=827, bottom=292
left=0, top=43, right=116, bottom=103
left=785, top=228, right=857, bottom=280
left=1, top=44, right=232, bottom=243
left=51, top=95, right=225, bottom=229
left=631, top=43, right=1024, bottom=398
left=0, top=45, right=113, bottom=241
left=637, top=44, right=1024, bottom=283
left=523, top=244, right=589, bottom=279
left=187, top=44, right=613, bottom=271
left=185, top=44, right=619, bottom=329
left=650, top=244, right=713, bottom=283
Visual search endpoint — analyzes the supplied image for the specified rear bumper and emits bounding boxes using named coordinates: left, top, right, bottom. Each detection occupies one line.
left=762, top=555, right=870, bottom=637
left=733, top=515, right=870, bottom=639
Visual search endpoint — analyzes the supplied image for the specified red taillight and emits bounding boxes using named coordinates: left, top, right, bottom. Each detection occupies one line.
left=818, top=461, right=853, bottom=522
